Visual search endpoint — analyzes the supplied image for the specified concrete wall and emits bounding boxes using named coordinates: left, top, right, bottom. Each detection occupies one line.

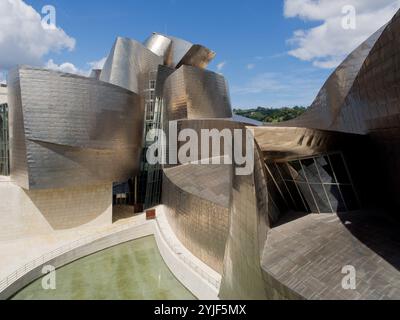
left=0, top=86, right=7, bottom=104
left=0, top=180, right=112, bottom=241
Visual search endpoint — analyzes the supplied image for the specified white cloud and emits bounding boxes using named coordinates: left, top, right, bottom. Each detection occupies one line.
left=246, top=63, right=255, bottom=70
left=88, top=57, right=107, bottom=70
left=45, top=56, right=107, bottom=76
left=284, top=0, right=400, bottom=68
left=0, top=0, right=75, bottom=69
left=231, top=69, right=324, bottom=108
left=46, top=59, right=85, bottom=75
left=216, top=61, right=227, bottom=72
left=232, top=73, right=287, bottom=94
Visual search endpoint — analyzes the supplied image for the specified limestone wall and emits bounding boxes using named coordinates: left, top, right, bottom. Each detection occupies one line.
left=0, top=179, right=112, bottom=241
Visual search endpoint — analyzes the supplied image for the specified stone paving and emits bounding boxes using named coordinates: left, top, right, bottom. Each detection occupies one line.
left=262, top=212, right=400, bottom=299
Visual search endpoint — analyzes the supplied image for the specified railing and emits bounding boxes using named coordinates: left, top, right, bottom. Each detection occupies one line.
left=0, top=218, right=145, bottom=294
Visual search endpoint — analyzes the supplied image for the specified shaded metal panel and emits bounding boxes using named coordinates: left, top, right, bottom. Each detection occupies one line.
left=147, top=33, right=215, bottom=69
left=162, top=166, right=230, bottom=273
left=176, top=44, right=216, bottom=69
left=9, top=66, right=143, bottom=190
left=220, top=141, right=270, bottom=300
left=336, top=11, right=400, bottom=134
left=161, top=119, right=240, bottom=272
left=100, top=37, right=163, bottom=94
left=7, top=68, right=29, bottom=188
left=143, top=33, right=172, bottom=62
left=89, top=69, right=101, bottom=80
left=163, top=65, right=232, bottom=121
left=164, top=35, right=193, bottom=68
left=281, top=25, right=385, bottom=130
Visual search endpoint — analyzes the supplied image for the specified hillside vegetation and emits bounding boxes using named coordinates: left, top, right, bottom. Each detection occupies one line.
left=233, top=106, right=307, bottom=123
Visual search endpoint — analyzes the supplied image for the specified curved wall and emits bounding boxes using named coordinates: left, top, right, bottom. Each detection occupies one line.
left=146, top=34, right=215, bottom=69
left=8, top=66, right=143, bottom=190
left=100, top=37, right=163, bottom=94
left=143, top=33, right=172, bottom=61
left=162, top=173, right=229, bottom=274
left=163, top=66, right=232, bottom=121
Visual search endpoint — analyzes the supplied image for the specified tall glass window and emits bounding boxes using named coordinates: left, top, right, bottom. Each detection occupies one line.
left=266, top=152, right=359, bottom=215
left=0, top=103, right=10, bottom=176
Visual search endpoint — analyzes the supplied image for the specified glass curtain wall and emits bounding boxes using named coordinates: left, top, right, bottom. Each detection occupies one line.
left=0, top=103, right=9, bottom=176
left=265, top=152, right=360, bottom=223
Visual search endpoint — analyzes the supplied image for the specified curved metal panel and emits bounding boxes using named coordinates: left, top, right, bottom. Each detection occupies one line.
left=162, top=165, right=230, bottom=273
left=219, top=140, right=271, bottom=300
left=281, top=25, right=385, bottom=130
left=8, top=66, right=143, bottom=190
left=100, top=37, right=163, bottom=94
left=147, top=33, right=215, bottom=69
left=163, top=65, right=232, bottom=121
left=176, top=44, right=216, bottom=69
left=143, top=33, right=172, bottom=61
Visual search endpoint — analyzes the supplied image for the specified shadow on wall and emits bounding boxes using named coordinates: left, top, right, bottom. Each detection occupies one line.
left=22, top=183, right=112, bottom=230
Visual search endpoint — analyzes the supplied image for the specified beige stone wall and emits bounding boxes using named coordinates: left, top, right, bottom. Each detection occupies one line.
left=0, top=86, right=7, bottom=104
left=0, top=179, right=112, bottom=241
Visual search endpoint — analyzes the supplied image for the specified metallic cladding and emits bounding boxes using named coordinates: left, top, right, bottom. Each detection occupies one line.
left=8, top=66, right=143, bottom=190
left=280, top=25, right=385, bottom=131
left=100, top=37, right=163, bottom=94
left=143, top=33, right=172, bottom=62
left=146, top=33, right=215, bottom=69
left=163, top=65, right=233, bottom=121
left=162, top=169, right=229, bottom=274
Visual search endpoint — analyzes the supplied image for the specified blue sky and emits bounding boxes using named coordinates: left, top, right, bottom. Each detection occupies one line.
left=2, top=0, right=400, bottom=108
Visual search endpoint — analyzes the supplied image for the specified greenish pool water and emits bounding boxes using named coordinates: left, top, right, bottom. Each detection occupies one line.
left=12, top=236, right=196, bottom=300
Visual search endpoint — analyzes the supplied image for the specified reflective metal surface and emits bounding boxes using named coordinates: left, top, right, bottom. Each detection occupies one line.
left=8, top=66, right=143, bottom=190
left=280, top=25, right=385, bottom=131
left=163, top=65, right=232, bottom=121
left=143, top=33, right=172, bottom=62
left=145, top=33, right=215, bottom=69
left=219, top=141, right=271, bottom=300
left=100, top=37, right=163, bottom=94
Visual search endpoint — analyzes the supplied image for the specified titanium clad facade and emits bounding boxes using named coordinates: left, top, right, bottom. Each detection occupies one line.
left=281, top=25, right=385, bottom=131
left=176, top=44, right=216, bottom=69
left=100, top=37, right=163, bottom=94
left=163, top=65, right=232, bottom=121
left=143, top=33, right=172, bottom=62
left=8, top=66, right=143, bottom=190
left=145, top=33, right=215, bottom=69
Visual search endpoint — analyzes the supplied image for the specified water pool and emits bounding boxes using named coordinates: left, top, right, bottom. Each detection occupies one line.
left=12, top=236, right=196, bottom=300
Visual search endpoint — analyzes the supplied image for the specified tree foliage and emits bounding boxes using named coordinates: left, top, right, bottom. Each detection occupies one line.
left=233, top=106, right=307, bottom=123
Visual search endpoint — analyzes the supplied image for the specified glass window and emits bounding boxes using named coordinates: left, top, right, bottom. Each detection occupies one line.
left=296, top=182, right=318, bottom=213
left=288, top=160, right=306, bottom=182
left=329, top=153, right=350, bottom=184
left=286, top=181, right=308, bottom=212
left=301, top=158, right=320, bottom=183
left=340, top=185, right=359, bottom=211
left=267, top=163, right=282, bottom=183
left=276, top=163, right=292, bottom=180
left=315, top=156, right=336, bottom=183
left=324, top=184, right=347, bottom=213
left=310, top=184, right=332, bottom=213
left=149, top=80, right=156, bottom=89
